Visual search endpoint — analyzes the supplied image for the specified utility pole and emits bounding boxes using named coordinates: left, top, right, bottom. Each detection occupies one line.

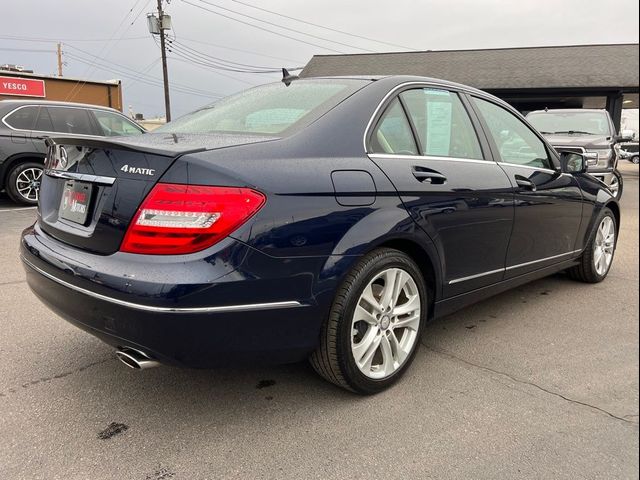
left=157, top=0, right=171, bottom=122
left=57, top=43, right=63, bottom=76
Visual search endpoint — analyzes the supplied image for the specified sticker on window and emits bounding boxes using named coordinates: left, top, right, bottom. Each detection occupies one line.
left=425, top=91, right=453, bottom=156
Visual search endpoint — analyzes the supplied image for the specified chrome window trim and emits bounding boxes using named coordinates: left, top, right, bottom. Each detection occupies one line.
left=45, top=169, right=116, bottom=186
left=498, top=162, right=558, bottom=174
left=369, top=153, right=497, bottom=166
left=554, top=145, right=586, bottom=153
left=363, top=81, right=486, bottom=157
left=21, top=255, right=305, bottom=314
left=1, top=104, right=40, bottom=132
left=448, top=250, right=582, bottom=284
left=1, top=104, right=143, bottom=136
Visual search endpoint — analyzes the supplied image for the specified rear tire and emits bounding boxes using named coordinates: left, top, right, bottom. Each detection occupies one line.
left=310, top=248, right=427, bottom=394
left=567, top=208, right=617, bottom=283
left=6, top=161, right=43, bottom=205
left=631, top=155, right=639, bottom=165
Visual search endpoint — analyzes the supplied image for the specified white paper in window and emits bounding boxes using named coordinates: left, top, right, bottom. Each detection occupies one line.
left=425, top=89, right=452, bottom=156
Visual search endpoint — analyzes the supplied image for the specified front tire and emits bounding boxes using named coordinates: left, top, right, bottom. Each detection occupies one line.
left=609, top=170, right=623, bottom=200
left=310, top=248, right=427, bottom=394
left=568, top=208, right=617, bottom=283
left=6, top=161, right=43, bottom=205
left=630, top=155, right=639, bottom=165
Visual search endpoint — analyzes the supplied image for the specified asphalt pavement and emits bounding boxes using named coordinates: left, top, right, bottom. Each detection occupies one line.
left=0, top=164, right=638, bottom=480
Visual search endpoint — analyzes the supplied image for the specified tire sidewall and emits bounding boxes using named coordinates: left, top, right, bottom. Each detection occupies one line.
left=7, top=161, right=43, bottom=205
left=336, top=251, right=427, bottom=394
left=612, top=171, right=624, bottom=200
left=587, top=209, right=618, bottom=281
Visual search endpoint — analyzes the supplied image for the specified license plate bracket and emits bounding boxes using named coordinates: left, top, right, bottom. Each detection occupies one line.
left=59, top=180, right=93, bottom=225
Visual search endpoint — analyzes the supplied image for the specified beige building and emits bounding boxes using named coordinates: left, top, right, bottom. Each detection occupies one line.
left=0, top=69, right=123, bottom=110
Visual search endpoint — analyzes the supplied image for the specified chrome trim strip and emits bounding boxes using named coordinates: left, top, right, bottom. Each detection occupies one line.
left=21, top=255, right=305, bottom=314
left=448, top=268, right=505, bottom=285
left=45, top=169, right=116, bottom=185
left=506, top=250, right=581, bottom=271
left=369, top=153, right=497, bottom=166
left=2, top=104, right=142, bottom=136
left=554, top=145, right=586, bottom=153
left=498, top=162, right=558, bottom=174
left=363, top=81, right=488, bottom=156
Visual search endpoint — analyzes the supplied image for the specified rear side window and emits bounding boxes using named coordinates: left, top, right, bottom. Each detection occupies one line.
left=93, top=110, right=143, bottom=136
left=48, top=107, right=95, bottom=135
left=370, top=98, right=418, bottom=155
left=4, top=106, right=38, bottom=130
left=34, top=107, right=54, bottom=132
left=400, top=89, right=484, bottom=160
left=473, top=97, right=553, bottom=170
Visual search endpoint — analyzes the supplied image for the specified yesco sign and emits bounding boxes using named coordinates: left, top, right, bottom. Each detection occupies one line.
left=0, top=76, right=46, bottom=98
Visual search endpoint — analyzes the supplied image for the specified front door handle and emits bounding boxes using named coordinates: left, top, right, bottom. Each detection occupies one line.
left=412, top=168, right=447, bottom=184
left=515, top=175, right=537, bottom=191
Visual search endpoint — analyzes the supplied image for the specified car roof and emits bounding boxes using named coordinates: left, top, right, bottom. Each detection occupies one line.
left=0, top=99, right=123, bottom=114
left=300, top=74, right=488, bottom=95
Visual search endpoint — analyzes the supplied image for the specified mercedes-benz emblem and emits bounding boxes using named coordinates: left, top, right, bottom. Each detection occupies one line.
left=59, top=146, right=68, bottom=169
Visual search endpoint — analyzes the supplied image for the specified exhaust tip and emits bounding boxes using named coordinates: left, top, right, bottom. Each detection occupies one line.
left=115, top=347, right=160, bottom=370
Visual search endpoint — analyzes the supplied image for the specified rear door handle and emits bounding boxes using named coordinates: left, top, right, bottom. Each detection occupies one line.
left=412, top=168, right=447, bottom=184
left=515, top=175, right=537, bottom=191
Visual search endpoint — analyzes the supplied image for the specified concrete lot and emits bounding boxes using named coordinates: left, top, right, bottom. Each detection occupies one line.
left=0, top=164, right=638, bottom=480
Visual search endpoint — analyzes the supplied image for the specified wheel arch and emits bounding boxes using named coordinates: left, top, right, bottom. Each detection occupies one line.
left=1, top=152, right=45, bottom=187
left=605, top=200, right=621, bottom=233
left=373, top=237, right=440, bottom=321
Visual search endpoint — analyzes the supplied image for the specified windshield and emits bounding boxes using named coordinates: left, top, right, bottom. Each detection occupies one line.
left=156, top=79, right=368, bottom=135
left=527, top=110, right=611, bottom=136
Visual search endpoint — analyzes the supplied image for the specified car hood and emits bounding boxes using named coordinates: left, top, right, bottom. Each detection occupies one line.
left=541, top=134, right=612, bottom=150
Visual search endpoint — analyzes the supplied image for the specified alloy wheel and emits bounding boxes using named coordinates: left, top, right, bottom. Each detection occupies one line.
left=15, top=167, right=43, bottom=202
left=593, top=216, right=615, bottom=276
left=609, top=175, right=620, bottom=198
left=351, top=267, right=421, bottom=379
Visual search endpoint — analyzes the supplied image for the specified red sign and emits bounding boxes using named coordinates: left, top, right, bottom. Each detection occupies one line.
left=0, top=76, right=46, bottom=98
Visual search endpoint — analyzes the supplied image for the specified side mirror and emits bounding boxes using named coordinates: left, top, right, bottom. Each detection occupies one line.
left=559, top=151, right=587, bottom=174
left=615, top=129, right=635, bottom=143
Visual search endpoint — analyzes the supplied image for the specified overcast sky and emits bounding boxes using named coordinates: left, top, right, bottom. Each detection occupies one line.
left=2, top=0, right=639, bottom=118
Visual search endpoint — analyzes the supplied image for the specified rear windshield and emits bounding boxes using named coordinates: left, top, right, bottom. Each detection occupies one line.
left=156, top=79, right=368, bottom=135
left=527, top=110, right=611, bottom=136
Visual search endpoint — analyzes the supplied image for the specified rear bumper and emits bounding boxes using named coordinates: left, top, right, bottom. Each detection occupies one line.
left=21, top=223, right=334, bottom=367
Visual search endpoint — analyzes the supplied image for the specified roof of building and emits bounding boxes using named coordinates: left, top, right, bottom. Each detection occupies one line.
left=301, top=44, right=640, bottom=91
left=0, top=69, right=121, bottom=86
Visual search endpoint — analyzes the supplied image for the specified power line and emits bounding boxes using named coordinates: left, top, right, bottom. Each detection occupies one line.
left=181, top=0, right=345, bottom=54
left=0, top=34, right=149, bottom=43
left=169, top=40, right=300, bottom=72
left=66, top=53, right=222, bottom=99
left=64, top=49, right=223, bottom=98
left=230, top=0, right=415, bottom=51
left=176, top=36, right=305, bottom=64
left=189, top=0, right=376, bottom=53
left=0, top=47, right=52, bottom=53
left=65, top=0, right=150, bottom=101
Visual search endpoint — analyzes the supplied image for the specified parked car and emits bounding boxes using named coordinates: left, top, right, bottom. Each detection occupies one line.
left=526, top=108, right=632, bottom=199
left=21, top=76, right=619, bottom=394
left=0, top=100, right=145, bottom=205
left=619, top=142, right=639, bottom=164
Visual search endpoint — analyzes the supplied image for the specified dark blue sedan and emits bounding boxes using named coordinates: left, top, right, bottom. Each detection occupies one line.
left=21, top=76, right=620, bottom=393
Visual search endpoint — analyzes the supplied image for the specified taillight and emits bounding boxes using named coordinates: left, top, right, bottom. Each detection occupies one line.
left=120, top=183, right=265, bottom=255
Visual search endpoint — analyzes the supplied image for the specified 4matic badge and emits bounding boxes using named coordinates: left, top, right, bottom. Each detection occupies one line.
left=121, top=164, right=156, bottom=176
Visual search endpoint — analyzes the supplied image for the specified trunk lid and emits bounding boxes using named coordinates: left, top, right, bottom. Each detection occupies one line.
left=38, top=133, right=276, bottom=254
